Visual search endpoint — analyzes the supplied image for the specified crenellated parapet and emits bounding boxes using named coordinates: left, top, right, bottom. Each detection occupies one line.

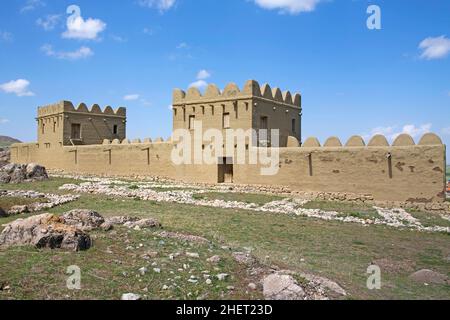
left=173, top=80, right=301, bottom=109
left=38, top=101, right=126, bottom=118
left=301, top=133, right=443, bottom=148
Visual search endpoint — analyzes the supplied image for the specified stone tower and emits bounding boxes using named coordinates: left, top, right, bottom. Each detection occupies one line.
left=172, top=80, right=302, bottom=148
left=37, top=100, right=126, bottom=148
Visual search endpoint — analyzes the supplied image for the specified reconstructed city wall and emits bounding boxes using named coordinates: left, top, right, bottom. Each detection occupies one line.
left=11, top=133, right=446, bottom=202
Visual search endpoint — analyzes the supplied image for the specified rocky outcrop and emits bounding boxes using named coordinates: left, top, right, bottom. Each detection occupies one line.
left=61, top=209, right=106, bottom=231
left=409, top=269, right=449, bottom=285
left=0, top=213, right=91, bottom=251
left=0, top=163, right=48, bottom=184
left=0, top=148, right=10, bottom=168
left=262, top=273, right=305, bottom=300
left=105, top=216, right=161, bottom=230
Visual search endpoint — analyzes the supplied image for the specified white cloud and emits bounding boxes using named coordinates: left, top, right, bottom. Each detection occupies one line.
left=143, top=27, right=155, bottom=36
left=253, top=0, right=321, bottom=14
left=363, top=124, right=432, bottom=142
left=110, top=35, right=127, bottom=43
left=0, top=118, right=9, bottom=124
left=21, top=0, right=45, bottom=13
left=176, top=42, right=189, bottom=49
left=197, top=69, right=211, bottom=80
left=189, top=80, right=208, bottom=90
left=36, top=14, right=61, bottom=31
left=0, top=79, right=35, bottom=97
left=41, top=44, right=94, bottom=60
left=189, top=69, right=212, bottom=90
left=138, top=0, right=176, bottom=12
left=419, top=35, right=450, bottom=60
left=123, top=94, right=140, bottom=101
left=62, top=11, right=106, bottom=40
left=0, top=31, right=13, bottom=42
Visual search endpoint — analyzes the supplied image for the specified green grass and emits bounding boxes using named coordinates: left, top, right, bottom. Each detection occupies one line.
left=0, top=226, right=259, bottom=300
left=0, top=177, right=80, bottom=194
left=302, top=200, right=381, bottom=220
left=1, top=178, right=449, bottom=300
left=0, top=197, right=48, bottom=211
left=409, top=210, right=450, bottom=228
left=192, top=192, right=285, bottom=206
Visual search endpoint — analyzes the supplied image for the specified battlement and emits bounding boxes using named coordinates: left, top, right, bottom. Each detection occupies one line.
left=173, top=80, right=301, bottom=108
left=301, top=133, right=443, bottom=148
left=38, top=101, right=126, bottom=118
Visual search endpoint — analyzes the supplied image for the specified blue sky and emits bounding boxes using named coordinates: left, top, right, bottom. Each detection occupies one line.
left=0, top=0, right=449, bottom=161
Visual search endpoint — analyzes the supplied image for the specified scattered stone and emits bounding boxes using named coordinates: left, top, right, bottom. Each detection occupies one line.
left=0, top=213, right=91, bottom=251
left=207, top=255, right=221, bottom=264
left=232, top=252, right=256, bottom=266
left=100, top=222, right=113, bottom=231
left=138, top=267, right=148, bottom=275
left=227, top=286, right=235, bottom=291
left=121, top=293, right=141, bottom=300
left=162, top=285, right=169, bottom=290
left=8, top=205, right=29, bottom=215
left=158, top=231, right=209, bottom=244
left=216, top=273, right=229, bottom=281
left=262, top=273, right=305, bottom=300
left=141, top=251, right=158, bottom=259
left=0, top=190, right=79, bottom=214
left=186, top=252, right=200, bottom=258
left=125, top=218, right=161, bottom=229
left=153, top=268, right=161, bottom=273
left=206, top=279, right=212, bottom=285
left=409, top=269, right=449, bottom=285
left=248, top=283, right=257, bottom=290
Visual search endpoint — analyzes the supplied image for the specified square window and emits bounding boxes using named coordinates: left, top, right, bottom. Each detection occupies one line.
left=71, top=123, right=81, bottom=140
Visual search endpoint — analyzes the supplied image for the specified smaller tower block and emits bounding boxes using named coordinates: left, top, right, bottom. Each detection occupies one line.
left=37, top=100, right=126, bottom=147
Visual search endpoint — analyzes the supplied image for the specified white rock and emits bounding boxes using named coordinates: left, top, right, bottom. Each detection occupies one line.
left=216, top=273, right=229, bottom=281
left=121, top=293, right=141, bottom=300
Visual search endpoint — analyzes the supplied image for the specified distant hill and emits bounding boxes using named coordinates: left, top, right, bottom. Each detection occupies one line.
left=0, top=135, right=21, bottom=147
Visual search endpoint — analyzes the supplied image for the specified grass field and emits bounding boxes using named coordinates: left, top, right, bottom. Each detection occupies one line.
left=1, top=177, right=449, bottom=300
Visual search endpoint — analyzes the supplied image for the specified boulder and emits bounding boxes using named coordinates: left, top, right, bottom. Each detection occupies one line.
left=0, top=148, right=10, bottom=168
left=121, top=293, right=141, bottom=300
left=0, top=213, right=91, bottom=251
left=409, top=269, right=449, bottom=285
left=106, top=216, right=161, bottom=230
left=0, top=163, right=48, bottom=184
left=61, top=209, right=105, bottom=231
left=124, top=218, right=161, bottom=229
left=25, top=163, right=48, bottom=181
left=262, top=273, right=305, bottom=300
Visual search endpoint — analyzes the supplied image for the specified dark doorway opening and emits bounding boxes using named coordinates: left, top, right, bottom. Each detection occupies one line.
left=218, top=157, right=233, bottom=183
